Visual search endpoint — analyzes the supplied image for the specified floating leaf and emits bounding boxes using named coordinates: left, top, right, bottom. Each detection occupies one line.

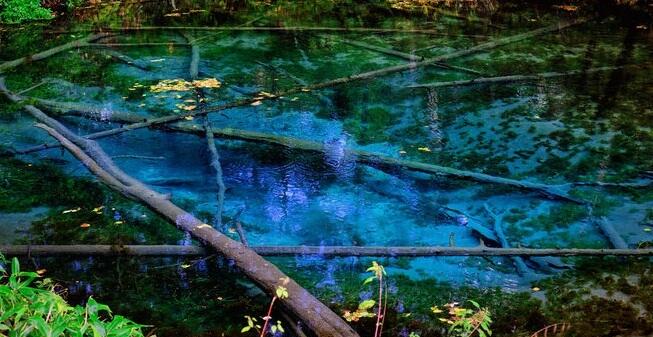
left=417, top=147, right=431, bottom=152
left=80, top=223, right=91, bottom=228
left=532, top=287, right=541, bottom=292
left=184, top=116, right=194, bottom=121
left=251, top=101, right=262, bottom=106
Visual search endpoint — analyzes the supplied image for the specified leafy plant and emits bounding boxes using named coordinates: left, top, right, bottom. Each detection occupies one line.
left=343, top=261, right=388, bottom=337
left=0, top=0, right=52, bottom=24
left=241, top=279, right=288, bottom=336
left=0, top=255, right=146, bottom=337
left=432, top=300, right=492, bottom=337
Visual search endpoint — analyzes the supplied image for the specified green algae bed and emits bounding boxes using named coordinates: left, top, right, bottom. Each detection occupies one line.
left=1, top=0, right=653, bottom=336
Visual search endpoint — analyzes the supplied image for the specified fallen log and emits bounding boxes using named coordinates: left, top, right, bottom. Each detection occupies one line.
left=408, top=66, right=627, bottom=88
left=33, top=124, right=358, bottom=337
left=339, top=39, right=482, bottom=75
left=2, top=245, right=652, bottom=257
left=0, top=33, right=112, bottom=73
left=484, top=204, right=531, bottom=276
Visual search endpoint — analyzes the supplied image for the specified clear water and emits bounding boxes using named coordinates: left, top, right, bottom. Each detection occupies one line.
left=1, top=1, right=652, bottom=336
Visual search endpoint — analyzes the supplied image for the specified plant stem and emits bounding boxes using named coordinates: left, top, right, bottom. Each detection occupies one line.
left=260, top=296, right=277, bottom=337
left=374, top=274, right=383, bottom=337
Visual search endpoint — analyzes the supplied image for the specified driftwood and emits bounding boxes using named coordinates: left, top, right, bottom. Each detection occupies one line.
left=2, top=245, right=652, bottom=257
left=409, top=66, right=626, bottom=88
left=484, top=204, right=531, bottom=276
left=204, top=119, right=227, bottom=227
left=31, top=122, right=358, bottom=336
left=0, top=33, right=112, bottom=73
left=339, top=39, right=482, bottom=75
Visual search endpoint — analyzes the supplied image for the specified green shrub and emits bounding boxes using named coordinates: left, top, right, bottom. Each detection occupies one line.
left=0, top=0, right=52, bottom=24
left=0, top=255, right=146, bottom=336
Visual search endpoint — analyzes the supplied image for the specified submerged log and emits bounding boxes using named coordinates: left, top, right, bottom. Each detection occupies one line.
left=24, top=100, right=356, bottom=337
left=594, top=216, right=629, bottom=249
left=339, top=39, right=482, bottom=75
left=168, top=125, right=583, bottom=203
left=484, top=204, right=531, bottom=276
left=92, top=48, right=153, bottom=71
left=409, top=66, right=627, bottom=88
left=51, top=26, right=468, bottom=35
left=2, top=245, right=652, bottom=257
left=0, top=33, right=112, bottom=73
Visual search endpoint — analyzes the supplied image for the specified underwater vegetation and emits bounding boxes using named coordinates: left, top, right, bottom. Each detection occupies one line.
left=1, top=0, right=653, bottom=336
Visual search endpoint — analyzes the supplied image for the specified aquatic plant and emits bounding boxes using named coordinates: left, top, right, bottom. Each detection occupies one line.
left=0, top=254, right=146, bottom=336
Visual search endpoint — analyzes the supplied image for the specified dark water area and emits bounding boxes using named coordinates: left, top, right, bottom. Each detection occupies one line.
left=1, top=1, right=653, bottom=336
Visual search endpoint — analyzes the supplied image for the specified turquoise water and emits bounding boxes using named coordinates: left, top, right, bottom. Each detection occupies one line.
left=1, top=1, right=653, bottom=336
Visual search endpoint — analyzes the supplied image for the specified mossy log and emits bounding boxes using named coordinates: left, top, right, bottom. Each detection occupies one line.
left=2, top=245, right=652, bottom=257
left=409, top=66, right=627, bottom=88
left=0, top=33, right=112, bottom=73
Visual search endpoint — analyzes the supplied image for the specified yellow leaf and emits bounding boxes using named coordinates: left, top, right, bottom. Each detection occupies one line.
left=36, top=269, right=47, bottom=275
left=181, top=105, right=196, bottom=111
left=184, top=116, right=194, bottom=121
left=114, top=221, right=124, bottom=225
left=417, top=147, right=431, bottom=152
left=532, top=287, right=541, bottom=292
left=80, top=223, right=91, bottom=228
left=251, top=101, right=262, bottom=106
left=181, top=264, right=191, bottom=268
left=92, top=206, right=105, bottom=213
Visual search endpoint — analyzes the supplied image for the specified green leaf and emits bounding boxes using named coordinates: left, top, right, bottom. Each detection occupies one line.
left=363, top=276, right=375, bottom=285
left=240, top=326, right=251, bottom=333
left=358, top=299, right=376, bottom=310
left=469, top=300, right=480, bottom=308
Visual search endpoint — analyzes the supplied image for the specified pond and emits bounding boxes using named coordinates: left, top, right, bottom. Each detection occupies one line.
left=1, top=1, right=652, bottom=336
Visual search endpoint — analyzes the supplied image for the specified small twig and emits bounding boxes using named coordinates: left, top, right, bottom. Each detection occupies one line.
left=17, top=80, right=50, bottom=95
